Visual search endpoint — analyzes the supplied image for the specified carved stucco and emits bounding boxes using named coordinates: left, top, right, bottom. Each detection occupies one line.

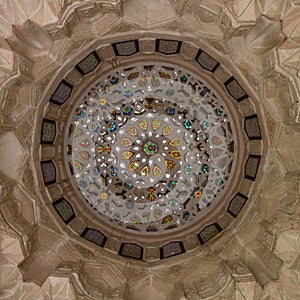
left=0, top=0, right=299, bottom=299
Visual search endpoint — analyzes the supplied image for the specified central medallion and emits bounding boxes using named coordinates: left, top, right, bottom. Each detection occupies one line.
left=143, top=140, right=159, bottom=156
left=68, top=63, right=235, bottom=233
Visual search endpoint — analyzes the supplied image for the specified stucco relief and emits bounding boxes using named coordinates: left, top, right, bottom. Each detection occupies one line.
left=0, top=0, right=299, bottom=299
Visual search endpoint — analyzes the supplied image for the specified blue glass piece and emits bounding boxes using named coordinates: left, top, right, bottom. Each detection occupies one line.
left=169, top=180, right=177, bottom=189
left=107, top=121, right=117, bottom=132
left=215, top=108, right=223, bottom=116
left=166, top=88, right=175, bottom=96
left=166, top=107, right=175, bottom=115
left=200, top=87, right=209, bottom=96
left=202, top=164, right=209, bottom=174
left=125, top=182, right=133, bottom=190
left=202, top=121, right=209, bottom=130
left=76, top=109, right=85, bottom=118
left=123, top=106, right=133, bottom=115
left=183, top=120, right=192, bottom=130
left=124, top=90, right=133, bottom=98
left=110, top=76, right=119, bottom=84
left=110, top=166, right=118, bottom=176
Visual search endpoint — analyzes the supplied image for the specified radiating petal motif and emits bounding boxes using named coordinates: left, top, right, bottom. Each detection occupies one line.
left=169, top=137, right=181, bottom=146
left=140, top=165, right=149, bottom=176
left=153, top=165, right=162, bottom=178
left=121, top=138, right=133, bottom=147
left=139, top=119, right=148, bottom=131
left=165, top=160, right=175, bottom=170
left=152, top=119, right=161, bottom=130
left=128, top=126, right=138, bottom=136
left=122, top=151, right=133, bottom=160
left=129, top=161, right=139, bottom=172
left=162, top=125, right=172, bottom=135
left=170, top=150, right=181, bottom=159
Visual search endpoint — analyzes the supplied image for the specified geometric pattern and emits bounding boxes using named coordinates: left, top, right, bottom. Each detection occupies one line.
left=81, top=227, right=107, bottom=247
left=244, top=115, right=262, bottom=140
left=225, top=76, right=248, bottom=101
left=160, top=241, right=185, bottom=259
left=245, top=155, right=261, bottom=181
left=52, top=197, right=75, bottom=224
left=112, top=40, right=139, bottom=56
left=198, top=223, right=222, bottom=245
left=50, top=80, right=73, bottom=106
left=155, top=39, right=182, bottom=55
left=119, top=243, right=143, bottom=260
left=41, top=160, right=56, bottom=186
left=227, top=193, right=248, bottom=218
left=195, top=49, right=220, bottom=72
left=41, top=118, right=56, bottom=144
left=75, top=51, right=101, bottom=75
left=67, top=62, right=236, bottom=234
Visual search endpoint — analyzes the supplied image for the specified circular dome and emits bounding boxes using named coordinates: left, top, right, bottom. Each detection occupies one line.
left=65, top=62, right=236, bottom=234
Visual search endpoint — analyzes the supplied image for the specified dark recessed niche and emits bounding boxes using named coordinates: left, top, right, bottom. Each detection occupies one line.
left=119, top=243, right=143, bottom=260
left=244, top=115, right=262, bottom=140
left=227, top=193, right=248, bottom=218
left=112, top=40, right=139, bottom=56
left=41, top=118, right=56, bottom=144
left=198, top=223, right=222, bottom=245
left=160, top=241, right=185, bottom=259
left=81, top=227, right=107, bottom=247
left=52, top=197, right=75, bottom=224
left=224, top=76, right=248, bottom=101
left=245, top=155, right=261, bottom=180
left=155, top=39, right=182, bottom=55
left=41, top=160, right=56, bottom=186
left=195, top=49, right=220, bottom=72
left=75, top=50, right=101, bottom=75
left=49, top=80, right=73, bottom=106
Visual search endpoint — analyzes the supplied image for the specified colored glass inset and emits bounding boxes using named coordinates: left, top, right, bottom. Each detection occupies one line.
left=170, top=150, right=181, bottom=159
left=163, top=125, right=172, bottom=136
left=139, top=119, right=148, bottom=131
left=140, top=165, right=150, bottom=177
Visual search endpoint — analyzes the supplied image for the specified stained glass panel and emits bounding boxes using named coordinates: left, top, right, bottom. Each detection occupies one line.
left=81, top=227, right=107, bottom=247
left=53, top=197, right=75, bottom=224
left=160, top=241, right=185, bottom=259
left=244, top=115, right=261, bottom=140
left=119, top=243, right=143, bottom=260
left=50, top=80, right=73, bottom=106
left=41, top=119, right=56, bottom=144
left=195, top=49, right=220, bottom=72
left=228, top=193, right=248, bottom=218
left=245, top=155, right=261, bottom=180
left=41, top=160, right=56, bottom=185
left=75, top=51, right=101, bottom=75
left=156, top=39, right=182, bottom=54
left=198, top=223, right=222, bottom=245
left=225, top=77, right=248, bottom=101
left=112, top=40, right=139, bottom=56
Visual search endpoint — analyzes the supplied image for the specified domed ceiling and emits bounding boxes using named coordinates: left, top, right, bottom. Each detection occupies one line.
left=0, top=1, right=300, bottom=299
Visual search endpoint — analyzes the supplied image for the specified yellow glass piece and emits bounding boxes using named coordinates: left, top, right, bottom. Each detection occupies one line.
left=152, top=119, right=161, bottom=130
left=139, top=119, right=148, bottom=131
left=129, top=161, right=139, bottom=172
left=162, top=125, right=172, bottom=136
left=165, top=160, right=175, bottom=170
left=170, top=150, right=181, bottom=159
left=169, top=138, right=181, bottom=146
left=140, top=165, right=149, bottom=176
left=128, top=126, right=137, bottom=136
left=121, top=138, right=133, bottom=147
left=153, top=165, right=162, bottom=178
left=122, top=151, right=133, bottom=160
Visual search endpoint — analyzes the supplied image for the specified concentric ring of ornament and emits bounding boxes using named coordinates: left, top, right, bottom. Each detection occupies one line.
left=66, top=63, right=236, bottom=233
